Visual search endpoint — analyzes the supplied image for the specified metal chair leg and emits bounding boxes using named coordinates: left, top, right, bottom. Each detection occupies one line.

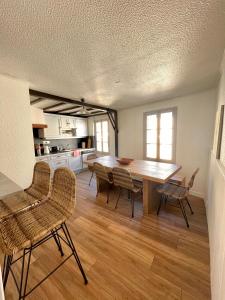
left=3, top=255, right=13, bottom=289
left=51, top=230, right=64, bottom=257
left=89, top=172, right=94, bottom=186
left=178, top=200, right=190, bottom=228
left=185, top=197, right=194, bottom=214
left=115, top=187, right=121, bottom=209
left=19, top=248, right=32, bottom=299
left=157, top=195, right=163, bottom=215
left=62, top=223, right=88, bottom=284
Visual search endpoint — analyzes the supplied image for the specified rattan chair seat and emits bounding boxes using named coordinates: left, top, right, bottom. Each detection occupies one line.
left=0, top=200, right=69, bottom=255
left=0, top=167, right=75, bottom=256
left=0, top=191, right=45, bottom=220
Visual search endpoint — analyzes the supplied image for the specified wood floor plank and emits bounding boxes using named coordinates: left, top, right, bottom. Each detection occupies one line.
left=3, top=171, right=210, bottom=299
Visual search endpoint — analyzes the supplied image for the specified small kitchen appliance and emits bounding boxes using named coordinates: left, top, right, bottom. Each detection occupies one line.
left=43, top=140, right=50, bottom=155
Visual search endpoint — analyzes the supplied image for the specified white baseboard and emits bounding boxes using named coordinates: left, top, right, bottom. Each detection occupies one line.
left=189, top=190, right=204, bottom=198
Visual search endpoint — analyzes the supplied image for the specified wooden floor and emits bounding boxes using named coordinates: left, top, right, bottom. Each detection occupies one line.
left=5, top=171, right=210, bottom=300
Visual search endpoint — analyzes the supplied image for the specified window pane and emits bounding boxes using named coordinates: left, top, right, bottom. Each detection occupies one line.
left=147, top=129, right=157, bottom=144
left=160, top=144, right=172, bottom=160
left=160, top=129, right=172, bottom=145
left=160, top=112, right=173, bottom=129
left=102, top=122, right=108, bottom=142
left=146, top=144, right=157, bottom=159
left=147, top=114, right=157, bottom=129
left=96, top=132, right=102, bottom=142
left=97, top=141, right=102, bottom=152
left=96, top=122, right=101, bottom=132
left=102, top=142, right=109, bottom=153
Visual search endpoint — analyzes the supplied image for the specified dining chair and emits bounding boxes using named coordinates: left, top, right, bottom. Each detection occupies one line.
left=24, top=161, right=51, bottom=200
left=0, top=167, right=88, bottom=299
left=86, top=153, right=97, bottom=186
left=156, top=168, right=199, bottom=227
left=112, top=167, right=142, bottom=218
left=93, top=162, right=113, bottom=203
left=0, top=161, right=51, bottom=220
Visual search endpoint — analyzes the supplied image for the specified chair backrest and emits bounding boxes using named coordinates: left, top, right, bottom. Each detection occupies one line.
left=112, top=167, right=134, bottom=191
left=50, top=167, right=76, bottom=216
left=187, top=168, right=199, bottom=190
left=87, top=153, right=97, bottom=160
left=28, top=161, right=51, bottom=197
left=93, top=162, right=111, bottom=183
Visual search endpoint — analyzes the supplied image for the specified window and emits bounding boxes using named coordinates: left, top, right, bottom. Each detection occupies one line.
left=95, top=120, right=109, bottom=153
left=144, top=108, right=177, bottom=162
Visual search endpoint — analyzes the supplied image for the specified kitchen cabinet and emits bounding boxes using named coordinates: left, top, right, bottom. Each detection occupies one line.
left=50, top=156, right=69, bottom=170
left=68, top=156, right=82, bottom=171
left=44, top=114, right=61, bottom=139
left=36, top=151, right=82, bottom=173
left=43, top=114, right=87, bottom=139
left=59, top=116, right=76, bottom=130
left=76, top=118, right=88, bottom=137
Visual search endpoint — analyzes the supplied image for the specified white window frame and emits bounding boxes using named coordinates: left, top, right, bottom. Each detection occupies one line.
left=94, top=119, right=110, bottom=154
left=144, top=107, right=177, bottom=163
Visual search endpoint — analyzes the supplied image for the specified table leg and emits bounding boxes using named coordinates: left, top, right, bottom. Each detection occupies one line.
left=143, top=180, right=160, bottom=214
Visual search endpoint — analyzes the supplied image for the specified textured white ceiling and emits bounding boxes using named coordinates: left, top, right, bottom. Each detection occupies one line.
left=0, top=0, right=225, bottom=109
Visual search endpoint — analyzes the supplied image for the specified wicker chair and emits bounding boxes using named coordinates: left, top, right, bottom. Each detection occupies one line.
left=0, top=161, right=51, bottom=220
left=93, top=162, right=113, bottom=203
left=156, top=168, right=199, bottom=227
left=24, top=161, right=51, bottom=200
left=87, top=153, right=97, bottom=186
left=112, top=167, right=142, bottom=218
left=0, top=167, right=88, bottom=299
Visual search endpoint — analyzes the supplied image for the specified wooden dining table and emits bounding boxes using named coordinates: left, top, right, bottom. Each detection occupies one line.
left=86, top=156, right=181, bottom=214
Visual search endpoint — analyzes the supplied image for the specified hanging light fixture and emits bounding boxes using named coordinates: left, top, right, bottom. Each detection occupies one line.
left=75, top=98, right=90, bottom=115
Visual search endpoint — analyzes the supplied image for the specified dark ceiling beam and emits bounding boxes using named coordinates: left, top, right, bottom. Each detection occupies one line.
left=55, top=105, right=81, bottom=113
left=89, top=112, right=108, bottom=117
left=29, top=89, right=116, bottom=113
left=44, top=111, right=87, bottom=118
left=44, top=103, right=67, bottom=110
left=30, top=97, right=45, bottom=105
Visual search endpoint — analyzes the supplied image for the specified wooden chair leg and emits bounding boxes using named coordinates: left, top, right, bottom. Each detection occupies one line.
left=106, top=184, right=110, bottom=204
left=96, top=178, right=100, bottom=197
left=131, top=192, right=134, bottom=218
left=115, top=187, right=121, bottom=209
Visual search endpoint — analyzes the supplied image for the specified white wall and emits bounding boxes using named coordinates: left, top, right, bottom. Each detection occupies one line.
left=118, top=89, right=217, bottom=197
left=31, top=106, right=45, bottom=124
left=88, top=115, right=115, bottom=156
left=207, top=52, right=225, bottom=300
left=0, top=74, right=35, bottom=188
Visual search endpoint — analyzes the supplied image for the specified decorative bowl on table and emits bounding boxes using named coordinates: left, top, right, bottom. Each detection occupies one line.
left=116, top=158, right=134, bottom=165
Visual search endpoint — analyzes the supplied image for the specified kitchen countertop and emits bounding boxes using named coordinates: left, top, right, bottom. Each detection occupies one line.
left=35, top=148, right=95, bottom=158
left=0, top=172, right=22, bottom=198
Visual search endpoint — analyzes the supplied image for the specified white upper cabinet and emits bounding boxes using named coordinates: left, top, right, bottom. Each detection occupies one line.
left=59, top=116, right=76, bottom=129
left=76, top=118, right=88, bottom=137
left=43, top=113, right=87, bottom=139
left=44, top=114, right=61, bottom=138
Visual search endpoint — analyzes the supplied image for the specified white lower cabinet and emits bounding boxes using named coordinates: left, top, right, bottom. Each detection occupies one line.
left=68, top=156, right=82, bottom=172
left=50, top=157, right=69, bottom=170
left=36, top=152, right=81, bottom=173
